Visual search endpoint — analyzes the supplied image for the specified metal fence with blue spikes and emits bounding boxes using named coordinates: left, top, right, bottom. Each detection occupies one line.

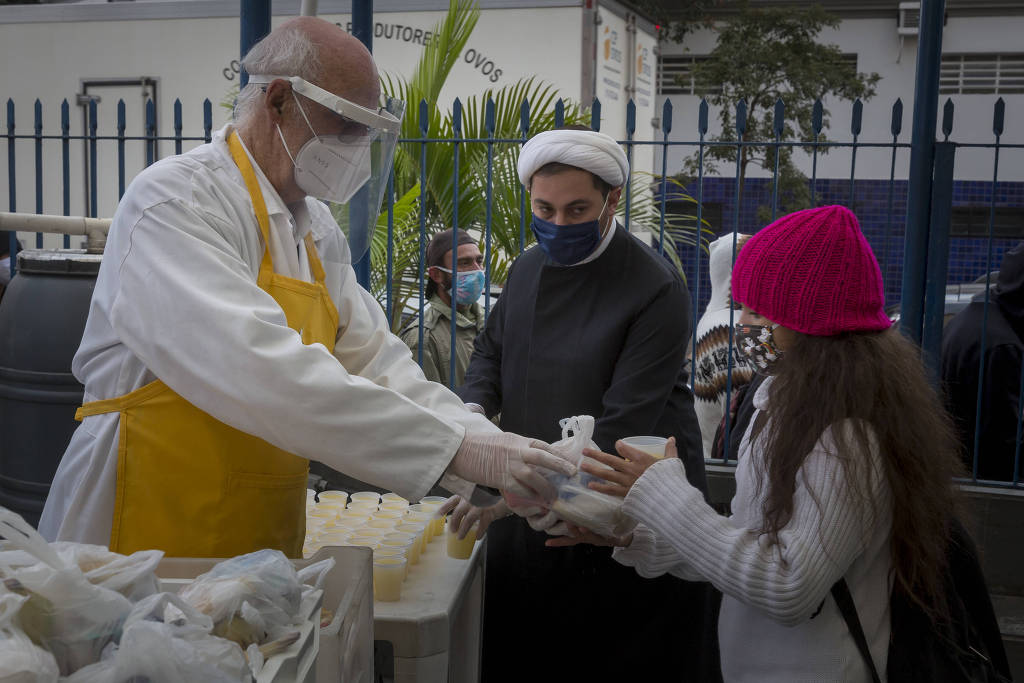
left=3, top=93, right=1023, bottom=488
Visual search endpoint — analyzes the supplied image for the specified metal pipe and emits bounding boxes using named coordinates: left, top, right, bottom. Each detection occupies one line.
left=300, top=0, right=318, bottom=16
left=899, top=0, right=947, bottom=344
left=0, top=212, right=110, bottom=254
left=240, top=0, right=272, bottom=89
left=351, top=0, right=373, bottom=290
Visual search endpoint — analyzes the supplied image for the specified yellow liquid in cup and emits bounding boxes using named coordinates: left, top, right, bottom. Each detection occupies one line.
left=620, top=436, right=668, bottom=459
left=381, top=493, right=408, bottom=505
left=446, top=527, right=477, bottom=560
left=373, top=557, right=406, bottom=601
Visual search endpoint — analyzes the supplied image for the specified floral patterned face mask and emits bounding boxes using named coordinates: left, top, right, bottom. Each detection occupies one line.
left=734, top=322, right=783, bottom=374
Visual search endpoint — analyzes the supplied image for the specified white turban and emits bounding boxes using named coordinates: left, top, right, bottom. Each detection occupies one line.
left=517, top=129, right=629, bottom=188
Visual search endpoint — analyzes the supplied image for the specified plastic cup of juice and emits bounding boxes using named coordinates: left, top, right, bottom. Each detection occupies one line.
left=350, top=491, right=381, bottom=505
left=348, top=535, right=381, bottom=549
left=365, top=519, right=396, bottom=532
left=396, top=521, right=428, bottom=556
left=317, top=490, right=349, bottom=506
left=405, top=511, right=435, bottom=541
left=419, top=498, right=448, bottom=537
left=382, top=531, right=419, bottom=563
left=373, top=556, right=407, bottom=601
left=619, top=436, right=668, bottom=459
left=373, top=546, right=409, bottom=578
left=379, top=536, right=416, bottom=568
left=381, top=492, right=408, bottom=506
left=318, top=531, right=352, bottom=547
left=373, top=510, right=405, bottom=521
left=379, top=501, right=409, bottom=512
left=446, top=522, right=478, bottom=560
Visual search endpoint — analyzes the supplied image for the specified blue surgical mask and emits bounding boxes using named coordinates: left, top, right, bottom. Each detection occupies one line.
left=437, top=267, right=485, bottom=307
left=530, top=196, right=611, bottom=266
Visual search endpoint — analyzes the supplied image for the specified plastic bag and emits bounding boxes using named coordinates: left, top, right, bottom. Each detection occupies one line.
left=541, top=416, right=638, bottom=538
left=0, top=509, right=132, bottom=676
left=179, top=549, right=303, bottom=647
left=0, top=591, right=60, bottom=683
left=0, top=544, right=162, bottom=603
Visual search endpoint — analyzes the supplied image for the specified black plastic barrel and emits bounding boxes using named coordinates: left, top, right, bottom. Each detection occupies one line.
left=0, top=250, right=101, bottom=527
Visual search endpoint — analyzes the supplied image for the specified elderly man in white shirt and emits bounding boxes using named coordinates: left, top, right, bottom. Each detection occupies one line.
left=39, top=17, right=571, bottom=557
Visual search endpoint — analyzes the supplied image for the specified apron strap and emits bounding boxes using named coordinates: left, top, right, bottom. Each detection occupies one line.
left=227, top=131, right=275, bottom=283
left=75, top=380, right=171, bottom=421
left=228, top=131, right=328, bottom=288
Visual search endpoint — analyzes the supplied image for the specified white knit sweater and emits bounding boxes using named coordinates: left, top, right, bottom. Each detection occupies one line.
left=613, top=377, right=894, bottom=682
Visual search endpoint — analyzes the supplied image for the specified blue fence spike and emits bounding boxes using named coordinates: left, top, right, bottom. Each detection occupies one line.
left=34, top=99, right=42, bottom=234
left=452, top=97, right=462, bottom=135
left=6, top=99, right=14, bottom=216
left=174, top=99, right=183, bottom=154
left=891, top=98, right=903, bottom=137
left=942, top=98, right=954, bottom=139
left=773, top=98, right=785, bottom=136
left=626, top=99, right=636, bottom=134
left=591, top=98, right=601, bottom=131
left=554, top=99, right=564, bottom=128
left=662, top=99, right=672, bottom=135
left=117, top=100, right=125, bottom=133
left=419, top=99, right=429, bottom=135
left=203, top=99, right=212, bottom=142
left=698, top=99, right=708, bottom=135
left=34, top=100, right=42, bottom=134
left=993, top=97, right=1005, bottom=137
left=117, top=100, right=127, bottom=199
left=851, top=99, right=863, bottom=136
left=5, top=99, right=12, bottom=128
left=61, top=99, right=69, bottom=132
left=519, top=98, right=530, bottom=135
left=812, top=99, right=823, bottom=135
left=485, top=97, right=495, bottom=134
left=735, top=99, right=747, bottom=136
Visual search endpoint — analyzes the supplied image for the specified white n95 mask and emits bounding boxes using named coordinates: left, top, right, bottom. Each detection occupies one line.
left=276, top=89, right=373, bottom=204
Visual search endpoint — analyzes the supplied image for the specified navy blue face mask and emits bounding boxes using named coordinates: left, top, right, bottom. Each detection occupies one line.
left=530, top=196, right=610, bottom=266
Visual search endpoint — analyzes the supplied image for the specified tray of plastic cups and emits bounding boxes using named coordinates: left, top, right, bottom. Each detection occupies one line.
left=373, top=555, right=407, bottom=602
left=447, top=520, right=479, bottom=560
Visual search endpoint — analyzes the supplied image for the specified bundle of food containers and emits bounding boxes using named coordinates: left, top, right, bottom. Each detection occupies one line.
left=304, top=490, right=476, bottom=602
left=0, top=508, right=332, bottom=682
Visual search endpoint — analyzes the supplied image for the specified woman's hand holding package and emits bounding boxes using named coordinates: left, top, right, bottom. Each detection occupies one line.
left=581, top=436, right=678, bottom=498
left=448, top=432, right=577, bottom=502
left=545, top=523, right=633, bottom=549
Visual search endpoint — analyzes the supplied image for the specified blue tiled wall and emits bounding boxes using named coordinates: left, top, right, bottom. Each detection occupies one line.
left=663, top=178, right=1024, bottom=315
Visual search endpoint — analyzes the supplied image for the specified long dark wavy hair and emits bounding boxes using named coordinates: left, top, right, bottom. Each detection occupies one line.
left=754, top=327, right=965, bottom=622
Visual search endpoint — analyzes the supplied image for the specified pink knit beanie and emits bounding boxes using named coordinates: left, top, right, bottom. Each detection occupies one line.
left=731, top=205, right=891, bottom=336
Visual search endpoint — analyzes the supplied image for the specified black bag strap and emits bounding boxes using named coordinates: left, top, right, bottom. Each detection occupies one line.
left=832, top=578, right=883, bottom=683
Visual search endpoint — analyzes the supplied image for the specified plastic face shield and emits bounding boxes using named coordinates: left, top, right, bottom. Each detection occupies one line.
left=248, top=75, right=405, bottom=263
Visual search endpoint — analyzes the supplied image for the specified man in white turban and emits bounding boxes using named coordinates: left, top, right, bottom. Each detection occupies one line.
left=449, top=126, right=713, bottom=683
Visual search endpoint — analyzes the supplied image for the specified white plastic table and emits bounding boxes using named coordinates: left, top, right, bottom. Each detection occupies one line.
left=372, top=535, right=486, bottom=683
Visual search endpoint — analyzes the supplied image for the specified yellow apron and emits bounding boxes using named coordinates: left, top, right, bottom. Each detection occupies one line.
left=75, top=131, right=340, bottom=558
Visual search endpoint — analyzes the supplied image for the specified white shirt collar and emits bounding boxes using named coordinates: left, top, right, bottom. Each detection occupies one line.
left=571, top=219, right=619, bottom=266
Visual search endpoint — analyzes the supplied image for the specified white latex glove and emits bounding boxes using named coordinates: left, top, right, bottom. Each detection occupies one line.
left=505, top=499, right=569, bottom=537
left=448, top=432, right=577, bottom=503
left=438, top=495, right=511, bottom=540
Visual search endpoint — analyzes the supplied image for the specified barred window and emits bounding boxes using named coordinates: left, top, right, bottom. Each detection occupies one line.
left=657, top=55, right=721, bottom=96
left=940, top=54, right=1024, bottom=95
left=657, top=54, right=858, bottom=97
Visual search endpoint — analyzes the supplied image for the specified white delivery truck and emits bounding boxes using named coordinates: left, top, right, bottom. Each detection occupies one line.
left=0, top=0, right=659, bottom=241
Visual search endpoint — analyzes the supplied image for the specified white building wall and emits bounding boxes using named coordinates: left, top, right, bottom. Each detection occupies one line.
left=656, top=14, right=1024, bottom=182
left=0, top=3, right=598, bottom=248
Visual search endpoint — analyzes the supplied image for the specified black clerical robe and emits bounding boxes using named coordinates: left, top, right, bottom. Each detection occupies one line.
left=458, top=225, right=718, bottom=683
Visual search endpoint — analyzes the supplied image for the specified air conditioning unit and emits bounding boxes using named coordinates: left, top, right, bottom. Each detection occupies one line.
left=898, top=2, right=921, bottom=36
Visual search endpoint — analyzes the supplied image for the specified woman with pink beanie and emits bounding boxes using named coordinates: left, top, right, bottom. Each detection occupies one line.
left=549, top=206, right=974, bottom=681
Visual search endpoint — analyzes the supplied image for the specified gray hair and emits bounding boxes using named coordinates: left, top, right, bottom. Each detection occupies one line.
left=234, top=22, right=324, bottom=125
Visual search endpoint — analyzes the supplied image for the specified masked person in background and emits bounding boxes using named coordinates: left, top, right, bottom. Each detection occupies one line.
left=448, top=126, right=716, bottom=683
left=39, top=17, right=574, bottom=558
left=400, top=229, right=486, bottom=388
